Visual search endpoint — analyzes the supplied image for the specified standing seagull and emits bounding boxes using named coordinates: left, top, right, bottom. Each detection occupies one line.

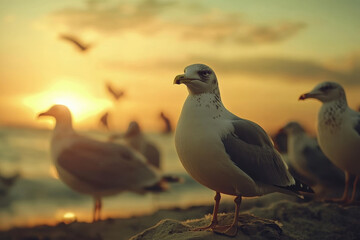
left=38, top=105, right=167, bottom=222
left=174, top=64, right=313, bottom=236
left=299, top=81, right=360, bottom=204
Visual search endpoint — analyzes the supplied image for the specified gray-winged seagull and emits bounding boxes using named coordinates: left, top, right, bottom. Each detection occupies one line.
left=174, top=64, right=313, bottom=236
left=38, top=105, right=168, bottom=222
left=279, top=121, right=344, bottom=198
left=300, top=81, right=360, bottom=204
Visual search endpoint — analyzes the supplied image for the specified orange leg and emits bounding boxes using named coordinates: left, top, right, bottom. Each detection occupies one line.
left=346, top=175, right=359, bottom=205
left=327, top=171, right=350, bottom=203
left=213, top=195, right=242, bottom=237
left=193, top=192, right=221, bottom=231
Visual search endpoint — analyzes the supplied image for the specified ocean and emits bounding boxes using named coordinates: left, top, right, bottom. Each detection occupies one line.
left=0, top=126, right=221, bottom=230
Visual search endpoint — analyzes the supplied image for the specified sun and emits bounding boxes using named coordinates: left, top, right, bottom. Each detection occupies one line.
left=23, top=77, right=112, bottom=127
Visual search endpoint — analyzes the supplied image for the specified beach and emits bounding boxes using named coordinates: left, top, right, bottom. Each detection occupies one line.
left=2, top=193, right=360, bottom=240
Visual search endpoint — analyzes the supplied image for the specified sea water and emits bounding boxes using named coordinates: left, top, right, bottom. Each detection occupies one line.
left=0, top=126, right=217, bottom=229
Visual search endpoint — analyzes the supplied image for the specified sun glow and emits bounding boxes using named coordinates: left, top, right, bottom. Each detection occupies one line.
left=23, top=77, right=112, bottom=127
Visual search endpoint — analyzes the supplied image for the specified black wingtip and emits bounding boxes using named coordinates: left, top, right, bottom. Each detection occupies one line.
left=275, top=178, right=314, bottom=195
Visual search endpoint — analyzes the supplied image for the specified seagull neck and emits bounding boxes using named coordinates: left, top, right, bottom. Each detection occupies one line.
left=187, top=92, right=224, bottom=108
left=318, top=98, right=347, bottom=133
left=54, top=118, right=74, bottom=134
left=320, top=97, right=348, bottom=114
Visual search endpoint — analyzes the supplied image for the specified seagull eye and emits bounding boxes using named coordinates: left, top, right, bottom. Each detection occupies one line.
left=198, top=70, right=211, bottom=77
left=319, top=85, right=335, bottom=92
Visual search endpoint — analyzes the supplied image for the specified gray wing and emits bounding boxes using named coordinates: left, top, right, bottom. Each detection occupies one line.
left=57, top=137, right=159, bottom=190
left=222, top=119, right=293, bottom=187
left=144, top=143, right=161, bottom=169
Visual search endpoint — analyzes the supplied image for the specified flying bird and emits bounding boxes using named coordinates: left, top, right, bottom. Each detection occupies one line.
left=38, top=105, right=171, bottom=222
left=174, top=64, right=313, bottom=236
left=159, top=112, right=173, bottom=134
left=299, top=81, right=360, bottom=204
left=106, top=82, right=125, bottom=101
left=59, top=34, right=92, bottom=52
left=99, top=111, right=110, bottom=130
left=279, top=121, right=344, bottom=198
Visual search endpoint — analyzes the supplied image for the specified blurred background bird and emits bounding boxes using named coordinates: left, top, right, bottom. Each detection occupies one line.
left=106, top=82, right=125, bottom=102
left=38, top=105, right=172, bottom=222
left=276, top=121, right=344, bottom=199
left=159, top=112, right=173, bottom=134
left=59, top=34, right=92, bottom=53
left=99, top=111, right=110, bottom=130
left=0, top=171, right=20, bottom=198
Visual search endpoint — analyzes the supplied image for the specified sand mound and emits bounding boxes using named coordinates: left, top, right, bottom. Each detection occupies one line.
left=131, top=201, right=360, bottom=240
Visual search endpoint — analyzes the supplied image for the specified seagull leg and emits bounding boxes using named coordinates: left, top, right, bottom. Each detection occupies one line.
left=97, top=198, right=102, bottom=221
left=326, top=171, right=350, bottom=203
left=193, top=192, right=221, bottom=231
left=93, top=198, right=98, bottom=222
left=93, top=197, right=102, bottom=222
left=345, top=175, right=360, bottom=205
left=213, top=196, right=241, bottom=237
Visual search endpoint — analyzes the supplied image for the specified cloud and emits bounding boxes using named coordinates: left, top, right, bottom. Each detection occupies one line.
left=49, top=0, right=178, bottom=35
left=105, top=54, right=360, bottom=85
left=47, top=0, right=305, bottom=45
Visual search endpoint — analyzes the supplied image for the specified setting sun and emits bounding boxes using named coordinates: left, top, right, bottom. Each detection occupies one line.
left=22, top=77, right=112, bottom=126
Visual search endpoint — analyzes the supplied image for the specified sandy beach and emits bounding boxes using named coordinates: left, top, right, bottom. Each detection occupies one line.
left=2, top=193, right=359, bottom=240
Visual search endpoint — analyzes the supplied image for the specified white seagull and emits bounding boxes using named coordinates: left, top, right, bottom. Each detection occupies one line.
left=299, top=81, right=360, bottom=204
left=174, top=64, right=313, bottom=236
left=38, top=105, right=167, bottom=222
left=279, top=121, right=344, bottom=198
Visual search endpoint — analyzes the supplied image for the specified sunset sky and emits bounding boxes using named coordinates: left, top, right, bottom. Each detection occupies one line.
left=0, top=0, right=359, bottom=133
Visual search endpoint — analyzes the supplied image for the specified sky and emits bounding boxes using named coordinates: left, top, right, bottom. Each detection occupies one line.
left=0, top=0, right=359, bottom=133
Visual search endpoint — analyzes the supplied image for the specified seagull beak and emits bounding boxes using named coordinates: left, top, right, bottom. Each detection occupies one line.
left=174, top=74, right=195, bottom=85
left=298, top=93, right=309, bottom=100
left=174, top=74, right=186, bottom=84
left=37, top=111, right=50, bottom=118
left=298, top=90, right=322, bottom=100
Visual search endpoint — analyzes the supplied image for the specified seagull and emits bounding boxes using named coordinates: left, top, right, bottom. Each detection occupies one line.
left=299, top=81, right=360, bottom=204
left=38, top=105, right=169, bottom=222
left=0, top=172, right=20, bottom=197
left=59, top=34, right=92, bottom=52
left=121, top=121, right=161, bottom=169
left=279, top=121, right=344, bottom=198
left=174, top=64, right=313, bottom=236
left=106, top=82, right=125, bottom=101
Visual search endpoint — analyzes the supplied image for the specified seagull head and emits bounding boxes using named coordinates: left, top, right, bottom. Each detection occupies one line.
left=299, top=81, right=346, bottom=103
left=280, top=121, right=305, bottom=135
left=38, top=104, right=73, bottom=126
left=124, top=121, right=141, bottom=138
left=174, top=64, right=219, bottom=95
